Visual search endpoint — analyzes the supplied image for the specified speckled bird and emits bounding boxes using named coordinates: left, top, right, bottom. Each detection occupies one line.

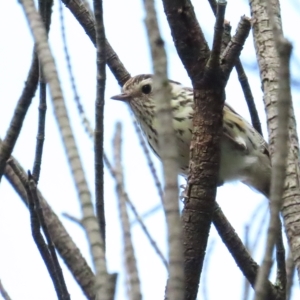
left=111, top=74, right=271, bottom=197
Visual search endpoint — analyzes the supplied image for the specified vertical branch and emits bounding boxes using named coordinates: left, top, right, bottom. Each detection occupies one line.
left=275, top=227, right=286, bottom=291
left=18, top=0, right=110, bottom=297
left=32, top=0, right=53, bottom=182
left=162, top=2, right=251, bottom=299
left=143, top=0, right=184, bottom=299
left=93, top=0, right=106, bottom=250
left=250, top=0, right=295, bottom=297
left=32, top=72, right=47, bottom=182
left=182, top=2, right=227, bottom=298
left=113, top=123, right=141, bottom=300
left=208, top=0, right=262, bottom=134
left=249, top=1, right=300, bottom=281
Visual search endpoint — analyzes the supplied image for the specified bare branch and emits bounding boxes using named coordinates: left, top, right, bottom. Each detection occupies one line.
left=208, top=0, right=262, bottom=134
left=93, top=0, right=106, bottom=251
left=252, top=0, right=292, bottom=298
left=27, top=172, right=70, bottom=300
left=250, top=0, right=300, bottom=281
left=60, top=0, right=130, bottom=86
left=143, top=0, right=184, bottom=298
left=221, top=16, right=251, bottom=81
left=3, top=148, right=96, bottom=299
left=206, top=0, right=227, bottom=71
left=58, top=1, right=93, bottom=138
left=161, top=2, right=234, bottom=298
left=213, top=203, right=280, bottom=300
left=126, top=195, right=168, bottom=269
left=7, top=160, right=70, bottom=300
left=0, top=53, right=38, bottom=181
left=18, top=1, right=110, bottom=297
left=113, top=123, right=141, bottom=300
left=162, top=0, right=209, bottom=79
left=235, top=60, right=262, bottom=135
left=32, top=0, right=53, bottom=183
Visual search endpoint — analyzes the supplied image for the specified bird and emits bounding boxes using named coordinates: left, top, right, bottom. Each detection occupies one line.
left=111, top=74, right=271, bottom=198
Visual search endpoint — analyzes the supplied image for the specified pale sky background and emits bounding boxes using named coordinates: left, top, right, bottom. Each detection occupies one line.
left=0, top=0, right=299, bottom=299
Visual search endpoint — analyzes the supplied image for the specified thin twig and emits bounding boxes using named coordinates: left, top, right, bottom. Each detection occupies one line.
left=27, top=172, right=70, bottom=300
left=206, top=0, right=226, bottom=71
left=93, top=0, right=106, bottom=251
left=113, top=123, right=141, bottom=300
left=126, top=195, right=168, bottom=269
left=144, top=0, right=184, bottom=299
left=58, top=1, right=93, bottom=137
left=105, top=145, right=167, bottom=267
left=0, top=53, right=38, bottom=181
left=32, top=73, right=47, bottom=183
left=248, top=203, right=269, bottom=255
left=235, top=60, right=262, bottom=135
left=32, top=0, right=53, bottom=183
left=62, top=213, right=83, bottom=226
left=136, top=204, right=161, bottom=222
left=221, top=16, right=251, bottom=81
left=8, top=161, right=70, bottom=300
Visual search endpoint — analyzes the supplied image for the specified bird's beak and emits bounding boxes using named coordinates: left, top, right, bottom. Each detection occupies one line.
left=111, top=93, right=131, bottom=102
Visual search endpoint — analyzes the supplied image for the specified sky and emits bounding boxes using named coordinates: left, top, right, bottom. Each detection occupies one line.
left=0, top=0, right=299, bottom=300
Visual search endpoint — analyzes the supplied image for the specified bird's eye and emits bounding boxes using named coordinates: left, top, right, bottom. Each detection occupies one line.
left=141, top=84, right=152, bottom=94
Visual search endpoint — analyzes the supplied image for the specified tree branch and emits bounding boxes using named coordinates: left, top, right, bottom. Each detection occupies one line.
left=93, top=0, right=106, bottom=251
left=213, top=203, right=281, bottom=300
left=144, top=0, right=184, bottom=299
left=60, top=0, right=130, bottom=86
left=0, top=53, right=38, bottom=181
left=113, top=123, right=141, bottom=300
left=250, top=0, right=299, bottom=291
left=3, top=152, right=95, bottom=299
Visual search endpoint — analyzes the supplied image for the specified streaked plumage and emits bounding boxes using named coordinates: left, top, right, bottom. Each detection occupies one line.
left=111, top=74, right=271, bottom=197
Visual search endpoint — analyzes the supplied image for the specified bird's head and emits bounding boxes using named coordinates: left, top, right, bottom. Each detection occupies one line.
left=111, top=74, right=156, bottom=108
left=111, top=74, right=187, bottom=119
